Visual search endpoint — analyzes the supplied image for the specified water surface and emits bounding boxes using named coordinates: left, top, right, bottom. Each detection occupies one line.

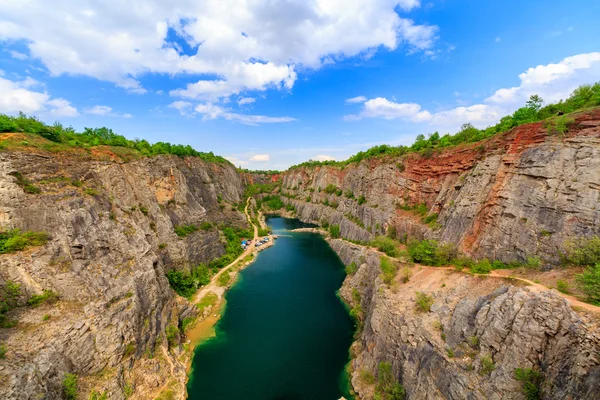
left=187, top=217, right=355, bottom=400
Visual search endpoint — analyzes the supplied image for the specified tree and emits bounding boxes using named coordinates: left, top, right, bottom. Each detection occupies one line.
left=526, top=95, right=543, bottom=112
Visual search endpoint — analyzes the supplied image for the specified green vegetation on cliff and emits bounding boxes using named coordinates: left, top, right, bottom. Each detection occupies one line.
left=289, top=83, right=600, bottom=170
left=0, top=112, right=230, bottom=164
left=0, top=229, right=49, bottom=254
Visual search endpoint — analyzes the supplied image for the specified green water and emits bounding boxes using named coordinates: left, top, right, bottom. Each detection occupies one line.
left=187, top=217, right=355, bottom=400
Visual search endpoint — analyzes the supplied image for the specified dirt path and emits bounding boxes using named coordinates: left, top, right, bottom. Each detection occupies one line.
left=192, top=197, right=259, bottom=304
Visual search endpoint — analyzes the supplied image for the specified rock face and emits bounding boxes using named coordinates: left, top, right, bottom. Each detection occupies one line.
left=0, top=151, right=249, bottom=399
left=283, top=109, right=600, bottom=264
left=330, top=239, right=600, bottom=400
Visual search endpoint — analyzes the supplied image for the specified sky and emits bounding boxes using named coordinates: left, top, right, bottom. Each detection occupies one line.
left=1, top=0, right=600, bottom=170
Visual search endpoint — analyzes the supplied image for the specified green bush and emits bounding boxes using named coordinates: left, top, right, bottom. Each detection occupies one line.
left=415, top=292, right=434, bottom=312
left=0, top=280, right=20, bottom=328
left=27, top=290, right=59, bottom=307
left=323, top=184, right=339, bottom=194
left=174, top=224, right=199, bottom=237
left=556, top=279, right=570, bottom=294
left=166, top=270, right=197, bottom=298
left=217, top=270, right=232, bottom=287
left=345, top=262, right=358, bottom=275
left=562, top=236, right=600, bottom=266
left=360, top=369, right=375, bottom=385
left=329, top=225, right=341, bottom=238
left=380, top=257, right=398, bottom=285
left=165, top=324, right=179, bottom=348
left=514, top=368, right=544, bottom=400
left=0, top=229, right=49, bottom=254
left=525, top=256, right=542, bottom=269
left=63, top=373, right=78, bottom=400
left=10, top=172, right=41, bottom=194
left=576, top=264, right=600, bottom=304
left=200, top=221, right=213, bottom=230
left=358, top=195, right=366, bottom=205
left=261, top=195, right=285, bottom=210
left=0, top=343, right=6, bottom=359
left=371, top=236, right=399, bottom=257
left=480, top=356, right=495, bottom=375
left=89, top=390, right=108, bottom=400
left=376, top=361, right=405, bottom=400
left=471, top=259, right=492, bottom=274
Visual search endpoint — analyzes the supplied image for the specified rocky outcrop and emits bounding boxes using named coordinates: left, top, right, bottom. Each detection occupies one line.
left=283, top=109, right=600, bottom=264
left=330, top=239, right=600, bottom=400
left=0, top=151, right=249, bottom=399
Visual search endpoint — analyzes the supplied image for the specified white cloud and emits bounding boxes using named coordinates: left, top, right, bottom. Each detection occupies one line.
left=250, top=154, right=270, bottom=162
left=85, top=105, right=131, bottom=118
left=0, top=0, right=439, bottom=100
left=0, top=75, right=78, bottom=116
left=344, top=52, right=600, bottom=130
left=314, top=154, right=335, bottom=161
left=238, top=97, right=255, bottom=106
left=345, top=95, right=367, bottom=104
left=10, top=50, right=28, bottom=60
left=225, top=156, right=249, bottom=167
left=191, top=102, right=295, bottom=125
left=168, top=100, right=192, bottom=115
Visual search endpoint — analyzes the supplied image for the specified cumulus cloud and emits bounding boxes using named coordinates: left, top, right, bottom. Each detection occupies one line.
left=171, top=102, right=297, bottom=125
left=313, top=154, right=335, bottom=161
left=9, top=50, right=28, bottom=60
left=0, top=0, right=439, bottom=99
left=0, top=75, right=78, bottom=116
left=250, top=154, right=270, bottom=162
left=344, top=52, right=600, bottom=130
left=85, top=105, right=132, bottom=118
left=345, top=96, right=367, bottom=104
left=237, top=97, right=255, bottom=106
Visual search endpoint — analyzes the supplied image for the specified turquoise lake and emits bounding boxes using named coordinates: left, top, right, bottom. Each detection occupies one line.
left=187, top=217, right=355, bottom=400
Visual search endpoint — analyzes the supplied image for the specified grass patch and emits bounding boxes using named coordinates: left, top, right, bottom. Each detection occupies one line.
left=10, top=171, right=41, bottom=194
left=480, top=356, right=495, bottom=376
left=376, top=361, right=405, bottom=400
left=514, top=368, right=544, bottom=400
left=329, top=224, right=341, bottom=238
left=0, top=229, right=49, bottom=254
left=217, top=270, right=232, bottom=287
left=359, top=369, right=375, bottom=385
left=27, top=290, right=59, bottom=307
left=380, top=256, right=398, bottom=285
left=345, top=262, right=358, bottom=275
left=62, top=373, right=78, bottom=400
left=415, top=292, right=434, bottom=312
left=197, top=293, right=219, bottom=314
left=174, top=224, right=199, bottom=237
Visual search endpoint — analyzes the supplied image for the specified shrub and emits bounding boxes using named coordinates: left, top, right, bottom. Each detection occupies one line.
left=556, top=279, right=570, bottom=294
left=27, top=290, right=59, bottom=307
left=525, top=256, right=542, bottom=269
left=471, top=259, right=492, bottom=274
left=329, top=224, right=341, bottom=238
left=200, top=221, right=213, bottom=230
left=0, top=280, right=20, bottom=328
left=387, top=225, right=397, bottom=240
left=562, top=236, right=600, bottom=266
left=480, top=356, right=495, bottom=375
left=261, top=195, right=285, bottom=210
left=376, top=361, right=405, bottom=400
left=63, top=373, right=78, bottom=400
left=360, top=369, right=375, bottom=385
left=323, top=184, right=339, bottom=194
left=345, top=190, right=354, bottom=199
left=89, top=390, right=108, bottom=400
left=407, top=238, right=454, bottom=266
left=358, top=195, right=366, bottom=205
left=467, top=336, right=479, bottom=348
left=400, top=267, right=412, bottom=283
left=258, top=227, right=269, bottom=236
left=174, top=224, right=199, bottom=237
left=415, top=292, right=434, bottom=312
left=346, top=262, right=358, bottom=275
left=380, top=256, right=398, bottom=285
left=371, top=236, right=399, bottom=257
left=576, top=264, right=600, bottom=304
left=217, top=270, right=232, bottom=287
left=166, top=270, right=196, bottom=298
left=165, top=324, right=179, bottom=347
left=0, top=343, right=6, bottom=359
left=514, top=368, right=544, bottom=400
left=0, top=229, right=49, bottom=254
left=10, top=172, right=41, bottom=194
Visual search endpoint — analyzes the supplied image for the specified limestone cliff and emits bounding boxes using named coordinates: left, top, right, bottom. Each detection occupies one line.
left=282, top=109, right=600, bottom=264
left=331, top=239, right=600, bottom=400
left=0, top=150, right=248, bottom=399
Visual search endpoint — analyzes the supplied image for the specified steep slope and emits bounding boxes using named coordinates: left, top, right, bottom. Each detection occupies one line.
left=331, top=239, right=600, bottom=400
left=0, top=149, right=249, bottom=399
left=282, top=109, right=600, bottom=264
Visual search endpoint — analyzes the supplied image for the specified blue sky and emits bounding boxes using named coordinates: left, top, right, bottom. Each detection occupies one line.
left=1, top=0, right=599, bottom=170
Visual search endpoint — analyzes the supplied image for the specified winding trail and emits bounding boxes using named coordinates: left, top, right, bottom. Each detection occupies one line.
left=291, top=228, right=600, bottom=314
left=192, top=197, right=259, bottom=304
